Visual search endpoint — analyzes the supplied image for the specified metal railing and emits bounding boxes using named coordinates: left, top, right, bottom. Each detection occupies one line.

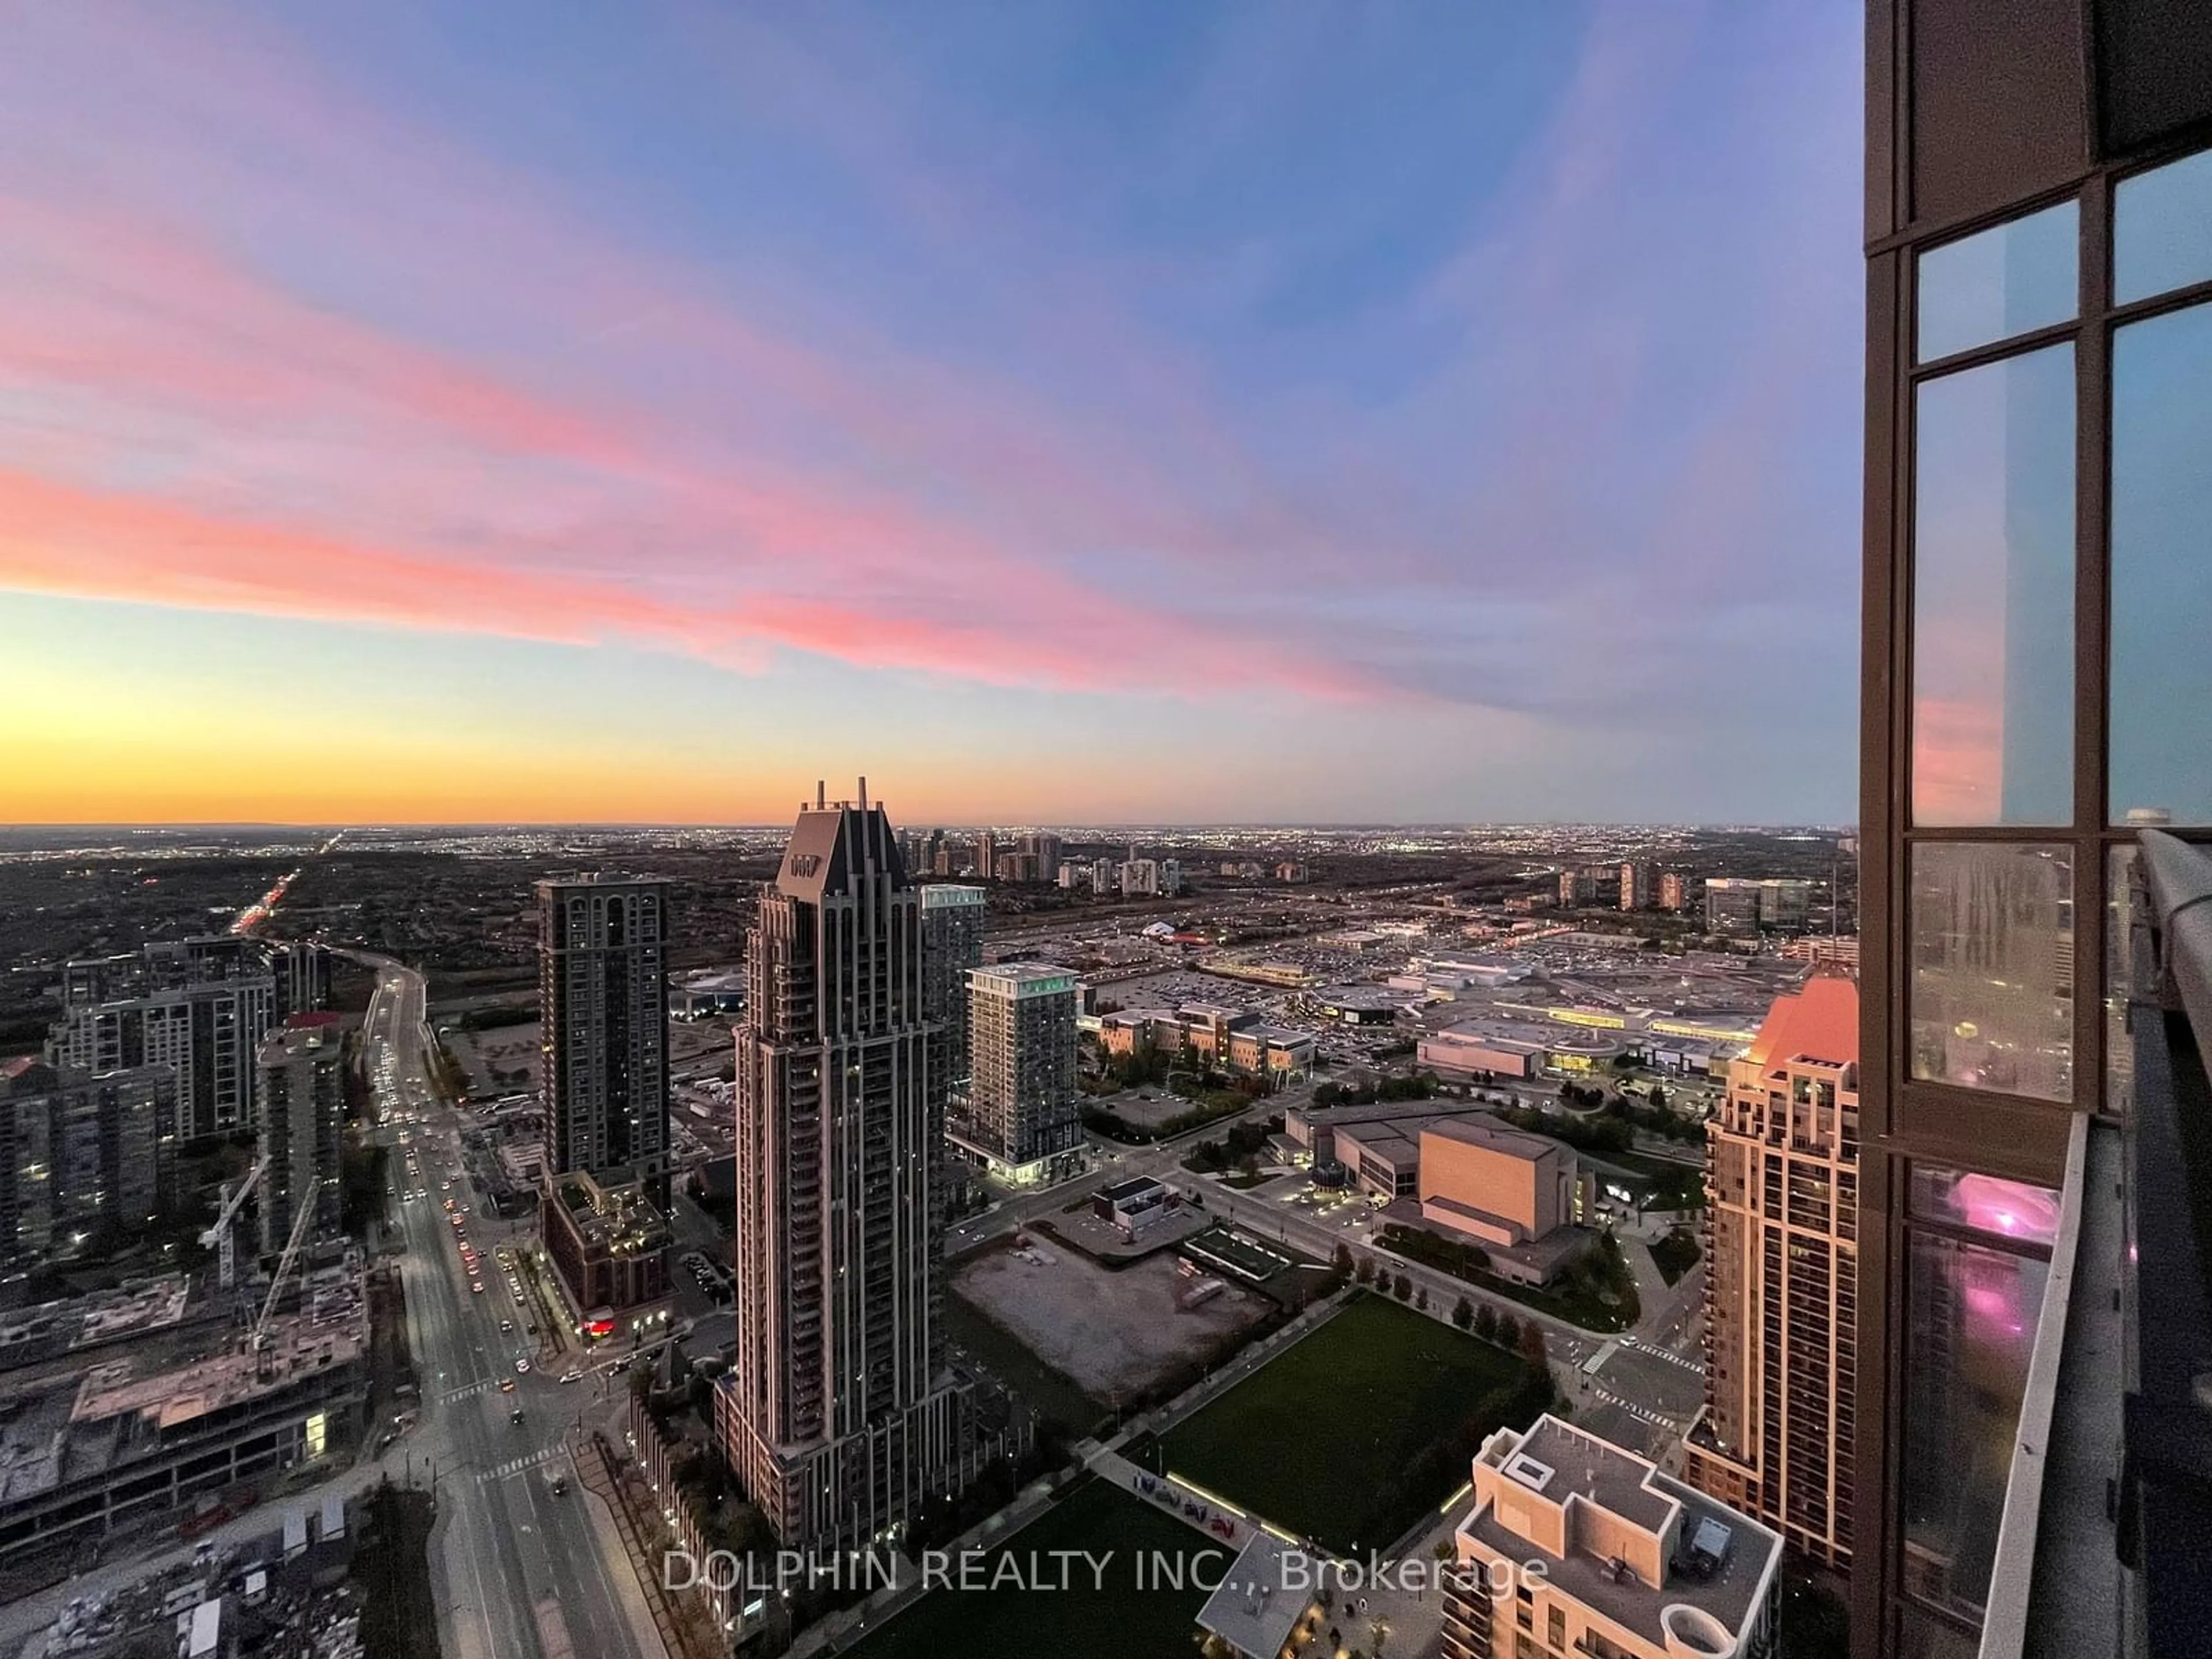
left=2140, top=829, right=2212, bottom=1067
left=2116, top=830, right=2212, bottom=1659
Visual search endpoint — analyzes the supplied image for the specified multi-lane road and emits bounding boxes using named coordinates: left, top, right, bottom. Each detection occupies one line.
left=356, top=957, right=662, bottom=1659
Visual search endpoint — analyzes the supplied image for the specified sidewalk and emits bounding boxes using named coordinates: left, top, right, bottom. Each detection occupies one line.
left=784, top=1479, right=1066, bottom=1659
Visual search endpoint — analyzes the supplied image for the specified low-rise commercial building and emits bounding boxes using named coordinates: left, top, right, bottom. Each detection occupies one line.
left=1442, top=1415, right=1781, bottom=1659
left=1332, top=1121, right=1423, bottom=1198
left=540, top=1172, right=670, bottom=1316
left=1418, top=1026, right=1547, bottom=1080
left=1417, top=1116, right=1582, bottom=1249
left=1093, top=1175, right=1176, bottom=1237
left=1096, top=1004, right=1310, bottom=1088
left=1779, top=934, right=1860, bottom=973
left=1310, top=985, right=1406, bottom=1025
left=1225, top=1025, right=1314, bottom=1084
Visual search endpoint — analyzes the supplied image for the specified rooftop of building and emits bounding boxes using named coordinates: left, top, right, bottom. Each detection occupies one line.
left=257, top=1018, right=344, bottom=1064
left=919, top=882, right=987, bottom=909
left=1195, top=1532, right=1305, bottom=1659
left=1289, top=1097, right=1464, bottom=1131
left=0, top=1274, right=198, bottom=1377
left=551, top=1172, right=670, bottom=1250
left=969, top=962, right=1078, bottom=994
left=1176, top=1000, right=1254, bottom=1022
left=0, top=1271, right=366, bottom=1508
left=1424, top=1025, right=1548, bottom=1055
left=1097, top=1174, right=1168, bottom=1203
left=1459, top=1414, right=1781, bottom=1652
left=1739, top=974, right=1858, bottom=1075
left=1423, top=1113, right=1566, bottom=1164
left=1332, top=1123, right=1422, bottom=1164
left=533, top=871, right=671, bottom=891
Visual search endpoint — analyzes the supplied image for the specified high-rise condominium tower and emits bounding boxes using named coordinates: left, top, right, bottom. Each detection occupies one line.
left=919, top=885, right=986, bottom=1103
left=536, top=876, right=670, bottom=1194
left=719, top=787, right=976, bottom=1547
left=1686, top=976, right=1860, bottom=1569
left=49, top=938, right=275, bottom=1141
left=256, top=1013, right=345, bottom=1255
left=956, top=963, right=1081, bottom=1183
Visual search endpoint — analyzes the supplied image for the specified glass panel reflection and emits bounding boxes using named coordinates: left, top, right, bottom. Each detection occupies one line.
left=2107, top=844, right=2141, bottom=1120
left=2115, top=147, right=2212, bottom=305
left=1909, top=1166, right=2061, bottom=1248
left=1910, top=843, right=2074, bottom=1102
left=2109, top=301, right=2212, bottom=825
left=1911, top=347, right=2075, bottom=826
left=1916, top=199, right=2077, bottom=362
left=1902, top=1229, right=2047, bottom=1628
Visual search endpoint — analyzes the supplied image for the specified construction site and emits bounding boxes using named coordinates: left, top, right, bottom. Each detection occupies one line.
left=0, top=1230, right=372, bottom=1595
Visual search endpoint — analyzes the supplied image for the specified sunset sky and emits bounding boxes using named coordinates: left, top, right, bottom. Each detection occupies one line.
left=0, top=3, right=1862, bottom=826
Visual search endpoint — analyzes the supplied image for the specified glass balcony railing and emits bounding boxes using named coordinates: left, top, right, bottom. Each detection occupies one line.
left=1983, top=831, right=2212, bottom=1659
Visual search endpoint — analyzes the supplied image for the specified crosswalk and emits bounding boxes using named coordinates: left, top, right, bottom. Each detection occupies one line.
left=478, top=1446, right=564, bottom=1484
left=1617, top=1334, right=1702, bottom=1375
left=440, top=1378, right=498, bottom=1404
left=1586, top=1385, right=1680, bottom=1428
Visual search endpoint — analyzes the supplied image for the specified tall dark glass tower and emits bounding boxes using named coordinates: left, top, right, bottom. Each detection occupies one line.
left=536, top=875, right=670, bottom=1194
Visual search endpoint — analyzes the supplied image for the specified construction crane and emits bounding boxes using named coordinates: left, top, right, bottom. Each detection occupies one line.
left=249, top=1187, right=319, bottom=1370
left=199, top=1153, right=270, bottom=1291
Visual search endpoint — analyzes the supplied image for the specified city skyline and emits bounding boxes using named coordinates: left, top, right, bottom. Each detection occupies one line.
left=0, top=3, right=1861, bottom=826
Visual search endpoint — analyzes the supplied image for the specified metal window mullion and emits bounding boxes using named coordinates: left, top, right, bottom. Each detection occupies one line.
left=2075, top=169, right=2115, bottom=1118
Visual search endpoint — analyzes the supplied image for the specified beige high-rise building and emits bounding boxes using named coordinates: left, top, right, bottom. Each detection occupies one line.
left=1685, top=976, right=1860, bottom=1569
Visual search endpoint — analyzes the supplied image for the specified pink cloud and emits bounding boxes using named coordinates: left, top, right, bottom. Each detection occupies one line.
left=0, top=465, right=1378, bottom=703
left=0, top=12, right=1419, bottom=706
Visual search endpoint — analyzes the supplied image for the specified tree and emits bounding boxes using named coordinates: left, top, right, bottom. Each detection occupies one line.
left=1452, top=1296, right=1475, bottom=1330
left=1431, top=1537, right=1456, bottom=1563
left=1392, top=1271, right=1412, bottom=1302
left=1494, top=1312, right=1521, bottom=1350
left=1355, top=1256, right=1376, bottom=1286
left=1414, top=1286, right=1429, bottom=1312
left=1474, top=1302, right=1498, bottom=1342
left=1331, top=1243, right=1354, bottom=1287
left=1518, top=1321, right=1550, bottom=1369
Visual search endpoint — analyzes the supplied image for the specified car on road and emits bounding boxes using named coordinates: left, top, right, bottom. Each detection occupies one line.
left=560, top=1368, right=582, bottom=1384
left=499, top=1319, right=513, bottom=1332
left=509, top=1407, right=525, bottom=1425
left=515, top=1358, right=530, bottom=1374
left=471, top=1281, right=484, bottom=1293
left=499, top=1378, right=517, bottom=1393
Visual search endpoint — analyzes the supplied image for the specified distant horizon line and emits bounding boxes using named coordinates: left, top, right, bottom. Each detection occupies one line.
left=0, top=818, right=1859, bottom=834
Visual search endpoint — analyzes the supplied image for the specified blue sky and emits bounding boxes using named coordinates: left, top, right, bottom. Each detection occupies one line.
left=0, top=2, right=1863, bottom=824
